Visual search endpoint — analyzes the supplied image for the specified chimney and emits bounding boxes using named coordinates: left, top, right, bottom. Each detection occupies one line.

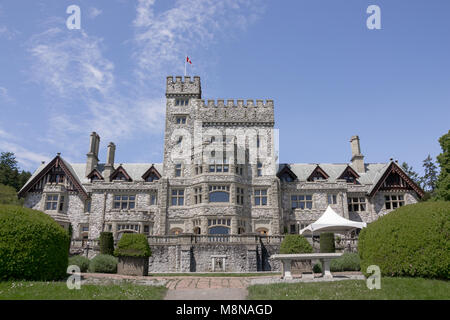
left=350, top=135, right=365, bottom=173
left=103, top=142, right=116, bottom=182
left=85, top=132, right=100, bottom=177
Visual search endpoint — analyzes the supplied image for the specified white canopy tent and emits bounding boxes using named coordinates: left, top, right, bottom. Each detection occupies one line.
left=299, top=205, right=367, bottom=236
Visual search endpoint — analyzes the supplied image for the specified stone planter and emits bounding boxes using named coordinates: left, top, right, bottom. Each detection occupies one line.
left=117, top=256, right=149, bottom=276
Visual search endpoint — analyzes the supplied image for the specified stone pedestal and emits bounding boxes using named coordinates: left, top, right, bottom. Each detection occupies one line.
left=117, top=256, right=149, bottom=276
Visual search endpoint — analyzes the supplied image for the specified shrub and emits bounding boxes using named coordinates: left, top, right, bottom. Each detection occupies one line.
left=99, top=232, right=114, bottom=255
left=0, top=184, right=22, bottom=206
left=68, top=255, right=90, bottom=273
left=312, top=253, right=360, bottom=273
left=359, top=201, right=450, bottom=279
left=279, top=235, right=313, bottom=254
left=88, top=254, right=118, bottom=273
left=0, top=205, right=70, bottom=281
left=114, top=233, right=151, bottom=258
left=320, top=232, right=335, bottom=253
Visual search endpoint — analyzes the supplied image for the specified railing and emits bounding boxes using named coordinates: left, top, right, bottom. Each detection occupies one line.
left=147, top=234, right=285, bottom=245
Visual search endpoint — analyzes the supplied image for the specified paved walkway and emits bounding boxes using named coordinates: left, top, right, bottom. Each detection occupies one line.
left=81, top=272, right=364, bottom=300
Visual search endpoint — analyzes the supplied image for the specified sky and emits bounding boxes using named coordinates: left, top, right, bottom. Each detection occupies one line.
left=0, top=0, right=449, bottom=176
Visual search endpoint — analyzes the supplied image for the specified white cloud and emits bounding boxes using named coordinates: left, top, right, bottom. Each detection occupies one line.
left=0, top=139, right=51, bottom=170
left=88, top=7, right=103, bottom=19
left=0, top=86, right=14, bottom=103
left=133, top=0, right=265, bottom=82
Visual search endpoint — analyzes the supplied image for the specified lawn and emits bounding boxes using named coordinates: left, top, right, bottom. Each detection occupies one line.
left=247, top=277, right=450, bottom=300
left=0, top=281, right=167, bottom=300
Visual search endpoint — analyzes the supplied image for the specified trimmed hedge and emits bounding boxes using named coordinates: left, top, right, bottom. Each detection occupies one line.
left=359, top=201, right=450, bottom=279
left=99, top=232, right=114, bottom=255
left=280, top=235, right=313, bottom=254
left=320, top=232, right=335, bottom=253
left=0, top=205, right=70, bottom=281
left=313, top=253, right=361, bottom=273
left=114, top=233, right=151, bottom=258
left=68, top=255, right=90, bottom=273
left=88, top=254, right=118, bottom=273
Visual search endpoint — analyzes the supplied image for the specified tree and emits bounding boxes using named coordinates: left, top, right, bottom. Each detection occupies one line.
left=401, top=162, right=422, bottom=188
left=434, top=130, right=450, bottom=201
left=422, top=155, right=438, bottom=193
left=0, top=152, right=31, bottom=191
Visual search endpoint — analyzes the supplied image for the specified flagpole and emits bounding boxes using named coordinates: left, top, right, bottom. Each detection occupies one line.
left=184, top=55, right=187, bottom=77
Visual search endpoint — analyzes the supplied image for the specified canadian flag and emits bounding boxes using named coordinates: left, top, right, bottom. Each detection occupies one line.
left=186, top=56, right=192, bottom=64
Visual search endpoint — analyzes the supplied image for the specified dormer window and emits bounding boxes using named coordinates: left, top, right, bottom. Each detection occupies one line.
left=110, top=166, right=132, bottom=182
left=338, top=166, right=360, bottom=184
left=142, top=165, right=161, bottom=182
left=307, top=165, right=329, bottom=182
left=175, top=99, right=189, bottom=106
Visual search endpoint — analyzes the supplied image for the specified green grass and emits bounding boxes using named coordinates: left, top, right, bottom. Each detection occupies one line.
left=0, top=281, right=167, bottom=300
left=150, top=272, right=280, bottom=277
left=247, top=277, right=450, bottom=300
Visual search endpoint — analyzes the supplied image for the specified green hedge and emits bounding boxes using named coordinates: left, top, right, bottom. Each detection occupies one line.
left=88, top=254, right=118, bottom=273
left=313, top=253, right=361, bottom=273
left=99, top=232, right=114, bottom=255
left=114, top=233, right=151, bottom=258
left=0, top=205, right=70, bottom=281
left=68, top=255, right=90, bottom=273
left=320, top=232, right=335, bottom=253
left=279, top=235, right=313, bottom=254
left=359, top=201, right=450, bottom=279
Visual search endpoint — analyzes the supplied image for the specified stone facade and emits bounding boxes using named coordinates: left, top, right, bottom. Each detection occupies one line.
left=19, top=76, right=424, bottom=272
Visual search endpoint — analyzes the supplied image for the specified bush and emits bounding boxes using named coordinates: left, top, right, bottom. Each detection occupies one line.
left=0, top=205, right=70, bottom=281
left=0, top=184, right=22, bottom=206
left=312, top=253, right=360, bottom=273
left=68, top=255, right=90, bottom=273
left=114, top=233, right=151, bottom=258
left=279, top=235, right=313, bottom=254
left=320, top=232, right=335, bottom=253
left=99, top=232, right=114, bottom=255
left=88, top=254, right=118, bottom=273
left=359, top=201, right=450, bottom=279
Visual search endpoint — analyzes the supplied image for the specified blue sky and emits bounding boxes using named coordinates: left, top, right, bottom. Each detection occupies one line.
left=0, top=0, right=449, bottom=176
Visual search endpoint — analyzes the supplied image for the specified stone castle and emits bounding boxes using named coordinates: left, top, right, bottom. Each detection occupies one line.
left=19, top=76, right=424, bottom=272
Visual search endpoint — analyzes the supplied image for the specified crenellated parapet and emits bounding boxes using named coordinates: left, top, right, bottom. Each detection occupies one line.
left=200, top=99, right=274, bottom=108
left=166, top=76, right=201, bottom=98
left=196, top=98, right=274, bottom=124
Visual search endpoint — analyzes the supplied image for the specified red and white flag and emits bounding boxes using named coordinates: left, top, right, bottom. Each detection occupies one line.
left=186, top=56, right=192, bottom=65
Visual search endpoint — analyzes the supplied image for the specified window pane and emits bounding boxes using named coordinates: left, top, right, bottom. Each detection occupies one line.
left=262, top=197, right=267, bottom=205
left=306, top=195, right=312, bottom=201
left=179, top=198, right=184, bottom=205
left=122, top=196, right=128, bottom=201
left=261, top=190, right=267, bottom=195
left=386, top=202, right=391, bottom=209
left=255, top=198, right=260, bottom=205
left=306, top=202, right=312, bottom=209
left=209, top=191, right=230, bottom=202
left=299, top=202, right=305, bottom=209
left=129, top=202, right=135, bottom=209
left=129, top=196, right=135, bottom=201
left=122, top=202, right=127, bottom=209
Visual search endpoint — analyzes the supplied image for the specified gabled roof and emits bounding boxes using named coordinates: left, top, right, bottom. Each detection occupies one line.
left=18, top=155, right=88, bottom=199
left=87, top=168, right=104, bottom=181
left=142, top=164, right=162, bottom=180
left=307, top=165, right=330, bottom=181
left=337, top=165, right=360, bottom=182
left=368, top=161, right=425, bottom=198
left=276, top=164, right=297, bottom=181
left=110, top=165, right=133, bottom=182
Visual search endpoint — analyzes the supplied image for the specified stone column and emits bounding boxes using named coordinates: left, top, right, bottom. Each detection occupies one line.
left=246, top=245, right=258, bottom=272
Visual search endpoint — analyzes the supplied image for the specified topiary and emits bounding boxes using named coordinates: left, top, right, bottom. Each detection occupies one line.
left=99, top=232, right=114, bottom=255
left=0, top=204, right=70, bottom=281
left=359, top=201, right=450, bottom=279
left=320, top=232, right=335, bottom=253
left=68, top=255, right=90, bottom=273
left=88, top=254, right=118, bottom=273
left=279, top=234, right=313, bottom=254
left=114, top=233, right=151, bottom=258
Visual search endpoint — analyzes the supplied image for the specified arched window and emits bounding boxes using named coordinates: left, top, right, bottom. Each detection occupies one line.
left=208, top=185, right=230, bottom=203
left=193, top=227, right=201, bottom=235
left=170, top=228, right=183, bottom=235
left=256, top=228, right=269, bottom=235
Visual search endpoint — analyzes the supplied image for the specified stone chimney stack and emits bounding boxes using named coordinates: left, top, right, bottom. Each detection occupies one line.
left=85, top=132, right=100, bottom=177
left=103, top=142, right=116, bottom=182
left=350, top=135, right=365, bottom=173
